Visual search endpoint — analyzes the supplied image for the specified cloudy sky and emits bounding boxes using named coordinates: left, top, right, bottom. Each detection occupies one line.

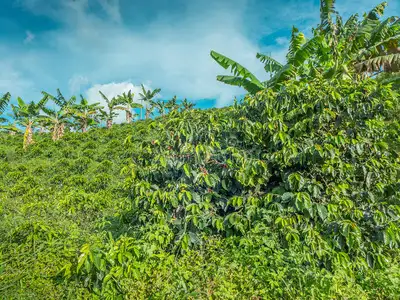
left=1, top=0, right=399, bottom=113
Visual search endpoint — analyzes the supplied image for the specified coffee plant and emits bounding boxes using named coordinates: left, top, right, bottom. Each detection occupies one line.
left=1, top=76, right=400, bottom=298
left=1, top=1, right=400, bottom=298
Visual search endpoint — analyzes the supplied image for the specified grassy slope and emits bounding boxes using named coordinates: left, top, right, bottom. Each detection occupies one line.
left=0, top=123, right=140, bottom=298
left=1, top=117, right=400, bottom=299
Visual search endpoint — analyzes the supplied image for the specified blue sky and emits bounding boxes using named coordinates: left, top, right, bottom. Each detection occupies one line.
left=1, top=0, right=399, bottom=118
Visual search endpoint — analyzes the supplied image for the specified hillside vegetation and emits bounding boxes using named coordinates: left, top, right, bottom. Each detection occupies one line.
left=1, top=0, right=400, bottom=299
left=1, top=77, right=400, bottom=299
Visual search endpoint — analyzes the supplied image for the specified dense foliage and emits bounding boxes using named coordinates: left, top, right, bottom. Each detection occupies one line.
left=1, top=1, right=400, bottom=298
left=211, top=1, right=400, bottom=93
left=1, top=74, right=400, bottom=298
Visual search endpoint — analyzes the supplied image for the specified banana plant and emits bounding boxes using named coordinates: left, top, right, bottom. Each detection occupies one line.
left=180, top=98, right=196, bottom=112
left=151, top=99, right=168, bottom=117
left=98, top=91, right=126, bottom=129
left=210, top=29, right=321, bottom=93
left=166, top=95, right=180, bottom=113
left=145, top=102, right=155, bottom=119
left=210, top=1, right=400, bottom=93
left=315, top=1, right=400, bottom=80
left=42, top=89, right=76, bottom=109
left=10, top=95, right=49, bottom=149
left=210, top=25, right=312, bottom=93
left=0, top=93, right=18, bottom=136
left=138, top=85, right=161, bottom=120
left=210, top=50, right=266, bottom=94
left=0, top=92, right=13, bottom=134
left=116, top=90, right=143, bottom=123
left=69, top=96, right=103, bottom=133
left=40, top=89, right=76, bottom=140
left=38, top=107, right=73, bottom=141
left=0, top=92, right=10, bottom=115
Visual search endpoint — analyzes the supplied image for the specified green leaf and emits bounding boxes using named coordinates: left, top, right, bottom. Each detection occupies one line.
left=288, top=173, right=305, bottom=190
left=316, top=204, right=328, bottom=221
left=160, top=156, right=167, bottom=168
left=210, top=51, right=263, bottom=86
left=221, top=179, right=228, bottom=191
left=366, top=172, right=373, bottom=188
left=256, top=53, right=283, bottom=73
left=204, top=175, right=213, bottom=187
left=183, top=163, right=190, bottom=177
left=103, top=274, right=113, bottom=284
left=282, top=192, right=294, bottom=202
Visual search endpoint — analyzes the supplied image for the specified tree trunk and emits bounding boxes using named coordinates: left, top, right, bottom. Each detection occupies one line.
left=126, top=111, right=132, bottom=124
left=23, top=122, right=33, bottom=150
left=39, top=127, right=44, bottom=134
left=106, top=119, right=113, bottom=129
left=58, top=123, right=65, bottom=139
left=52, top=124, right=58, bottom=141
left=82, top=120, right=87, bottom=133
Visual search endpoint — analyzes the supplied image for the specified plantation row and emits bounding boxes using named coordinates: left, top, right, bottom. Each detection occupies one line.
left=0, top=0, right=400, bottom=298
left=0, top=86, right=196, bottom=150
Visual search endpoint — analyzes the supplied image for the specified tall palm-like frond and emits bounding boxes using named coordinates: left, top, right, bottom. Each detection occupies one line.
left=42, top=89, right=76, bottom=108
left=266, top=35, right=324, bottom=87
left=98, top=91, right=125, bottom=128
left=39, top=106, right=72, bottom=140
left=0, top=93, right=13, bottom=134
left=342, top=3, right=400, bottom=76
left=181, top=98, right=195, bottom=112
left=320, top=0, right=337, bottom=32
left=69, top=96, right=103, bottom=132
left=256, top=53, right=283, bottom=74
left=367, top=1, right=387, bottom=20
left=287, top=27, right=306, bottom=60
left=11, top=95, right=49, bottom=149
left=0, top=92, right=11, bottom=113
left=355, top=53, right=400, bottom=73
left=211, top=0, right=399, bottom=93
left=211, top=27, right=323, bottom=92
left=151, top=100, right=168, bottom=117
left=138, top=85, right=161, bottom=119
left=210, top=50, right=265, bottom=94
left=116, top=90, right=143, bottom=123
left=40, top=89, right=77, bottom=139
left=166, top=96, right=180, bottom=113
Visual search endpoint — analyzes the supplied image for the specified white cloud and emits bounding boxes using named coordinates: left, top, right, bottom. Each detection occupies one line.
left=72, top=12, right=264, bottom=106
left=68, top=75, right=89, bottom=94
left=0, top=60, right=35, bottom=99
left=9, top=0, right=266, bottom=107
left=23, top=30, right=35, bottom=44
left=7, top=0, right=400, bottom=110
